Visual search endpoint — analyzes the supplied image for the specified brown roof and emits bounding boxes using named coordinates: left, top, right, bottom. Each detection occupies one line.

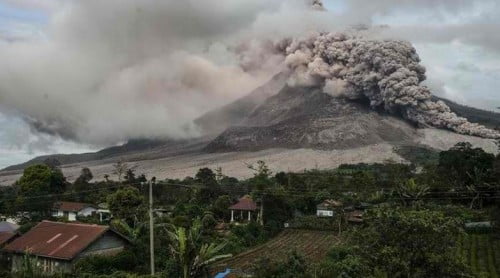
left=317, top=199, right=343, bottom=209
left=346, top=210, right=364, bottom=223
left=53, top=201, right=95, bottom=212
left=229, top=196, right=258, bottom=211
left=0, top=232, right=17, bottom=246
left=3, top=221, right=113, bottom=260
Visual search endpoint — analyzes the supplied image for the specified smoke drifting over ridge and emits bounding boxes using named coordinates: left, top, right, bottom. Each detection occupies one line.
left=279, top=32, right=500, bottom=139
left=0, top=0, right=301, bottom=145
left=0, top=0, right=498, bottom=151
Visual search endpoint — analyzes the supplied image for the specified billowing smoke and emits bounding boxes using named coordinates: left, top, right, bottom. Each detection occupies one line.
left=0, top=0, right=498, bottom=152
left=279, top=32, right=500, bottom=139
left=0, top=0, right=330, bottom=147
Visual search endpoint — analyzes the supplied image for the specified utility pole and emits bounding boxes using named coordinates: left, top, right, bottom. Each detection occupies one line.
left=149, top=178, right=155, bottom=276
left=259, top=193, right=264, bottom=225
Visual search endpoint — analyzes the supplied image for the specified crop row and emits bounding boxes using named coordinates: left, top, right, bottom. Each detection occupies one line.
left=219, top=229, right=338, bottom=271
left=458, top=233, right=500, bottom=278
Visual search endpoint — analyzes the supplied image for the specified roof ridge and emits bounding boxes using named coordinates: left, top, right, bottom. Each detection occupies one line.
left=40, top=220, right=108, bottom=228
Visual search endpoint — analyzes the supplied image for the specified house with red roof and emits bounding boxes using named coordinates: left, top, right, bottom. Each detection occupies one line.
left=3, top=221, right=130, bottom=273
left=229, top=196, right=259, bottom=223
left=52, top=201, right=98, bottom=221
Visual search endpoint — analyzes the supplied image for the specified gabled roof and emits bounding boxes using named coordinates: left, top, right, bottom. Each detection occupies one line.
left=53, top=202, right=96, bottom=212
left=229, top=196, right=258, bottom=211
left=0, top=221, right=19, bottom=233
left=317, top=199, right=343, bottom=210
left=3, top=221, right=125, bottom=260
left=0, top=232, right=17, bottom=246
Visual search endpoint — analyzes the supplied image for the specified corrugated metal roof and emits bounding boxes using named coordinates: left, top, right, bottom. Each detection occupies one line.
left=0, top=232, right=17, bottom=246
left=229, top=196, right=258, bottom=211
left=3, top=221, right=109, bottom=260
left=53, top=201, right=95, bottom=212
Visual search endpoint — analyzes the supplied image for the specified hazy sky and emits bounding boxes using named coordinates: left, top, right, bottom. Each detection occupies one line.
left=0, top=0, right=499, bottom=169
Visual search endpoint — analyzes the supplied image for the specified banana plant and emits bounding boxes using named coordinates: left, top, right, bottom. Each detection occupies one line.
left=166, top=219, right=232, bottom=278
left=397, top=178, right=429, bottom=206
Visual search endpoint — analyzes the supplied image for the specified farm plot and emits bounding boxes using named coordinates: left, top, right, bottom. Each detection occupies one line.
left=215, top=229, right=339, bottom=272
left=457, top=233, right=500, bottom=278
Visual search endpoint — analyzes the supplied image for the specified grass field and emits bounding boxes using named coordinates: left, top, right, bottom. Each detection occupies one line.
left=215, top=229, right=339, bottom=273
left=457, top=234, right=500, bottom=278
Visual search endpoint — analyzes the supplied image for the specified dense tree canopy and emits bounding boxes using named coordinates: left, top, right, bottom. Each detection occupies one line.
left=438, top=142, right=495, bottom=188
left=107, top=186, right=145, bottom=224
left=14, top=164, right=67, bottom=216
left=325, top=208, right=471, bottom=278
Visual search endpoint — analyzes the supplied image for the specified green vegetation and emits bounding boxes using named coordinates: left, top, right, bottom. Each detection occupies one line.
left=0, top=142, right=499, bottom=277
left=458, top=234, right=500, bottom=278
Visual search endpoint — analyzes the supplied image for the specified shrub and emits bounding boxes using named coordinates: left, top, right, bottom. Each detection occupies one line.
left=74, top=251, right=138, bottom=275
left=252, top=250, right=310, bottom=278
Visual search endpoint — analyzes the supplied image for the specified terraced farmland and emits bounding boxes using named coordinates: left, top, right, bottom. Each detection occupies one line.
left=457, top=234, right=500, bottom=278
left=215, top=229, right=339, bottom=272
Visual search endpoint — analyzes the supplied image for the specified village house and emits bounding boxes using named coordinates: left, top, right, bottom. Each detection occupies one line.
left=316, top=199, right=343, bottom=217
left=229, top=196, right=258, bottom=223
left=346, top=210, right=364, bottom=223
left=3, top=221, right=130, bottom=274
left=52, top=201, right=98, bottom=221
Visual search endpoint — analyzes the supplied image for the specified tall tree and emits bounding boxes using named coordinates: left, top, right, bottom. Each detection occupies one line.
left=112, top=160, right=129, bottom=182
left=438, top=142, right=495, bottom=189
left=73, top=167, right=94, bottom=202
left=107, top=186, right=145, bottom=224
left=14, top=164, right=67, bottom=217
left=195, top=168, right=217, bottom=186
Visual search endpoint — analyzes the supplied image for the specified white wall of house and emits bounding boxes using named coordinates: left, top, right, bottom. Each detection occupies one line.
left=52, top=210, right=64, bottom=218
left=52, top=207, right=97, bottom=221
left=67, top=212, right=77, bottom=221
left=316, top=209, right=334, bottom=217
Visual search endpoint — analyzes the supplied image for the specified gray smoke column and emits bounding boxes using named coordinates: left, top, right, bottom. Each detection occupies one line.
left=279, top=32, right=500, bottom=139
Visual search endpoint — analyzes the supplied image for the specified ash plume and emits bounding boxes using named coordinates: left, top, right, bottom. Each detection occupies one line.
left=279, top=32, right=500, bottom=139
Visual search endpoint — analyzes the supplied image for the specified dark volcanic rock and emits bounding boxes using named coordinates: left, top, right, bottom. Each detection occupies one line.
left=205, top=86, right=418, bottom=152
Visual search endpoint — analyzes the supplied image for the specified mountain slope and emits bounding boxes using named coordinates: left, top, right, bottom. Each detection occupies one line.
left=2, top=75, right=499, bottom=176
left=194, top=72, right=288, bottom=135
left=433, top=96, right=500, bottom=130
left=206, top=85, right=418, bottom=151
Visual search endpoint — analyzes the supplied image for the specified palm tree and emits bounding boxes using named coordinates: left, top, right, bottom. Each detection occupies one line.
left=397, top=178, right=429, bottom=206
left=166, top=219, right=231, bottom=278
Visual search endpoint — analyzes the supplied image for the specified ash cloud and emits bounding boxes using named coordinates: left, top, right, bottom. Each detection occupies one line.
left=0, top=0, right=498, bottom=150
left=0, top=0, right=298, bottom=145
left=279, top=32, right=500, bottom=139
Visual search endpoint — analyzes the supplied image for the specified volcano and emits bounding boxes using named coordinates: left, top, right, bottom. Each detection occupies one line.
left=1, top=74, right=498, bottom=184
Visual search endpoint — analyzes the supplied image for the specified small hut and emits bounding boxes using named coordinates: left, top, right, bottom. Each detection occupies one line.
left=229, top=196, right=258, bottom=222
left=316, top=199, right=343, bottom=217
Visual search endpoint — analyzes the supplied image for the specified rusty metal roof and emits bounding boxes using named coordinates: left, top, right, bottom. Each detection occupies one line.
left=3, top=221, right=110, bottom=260
left=229, top=196, right=258, bottom=211
left=53, top=201, right=95, bottom=212
left=0, top=232, right=17, bottom=246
